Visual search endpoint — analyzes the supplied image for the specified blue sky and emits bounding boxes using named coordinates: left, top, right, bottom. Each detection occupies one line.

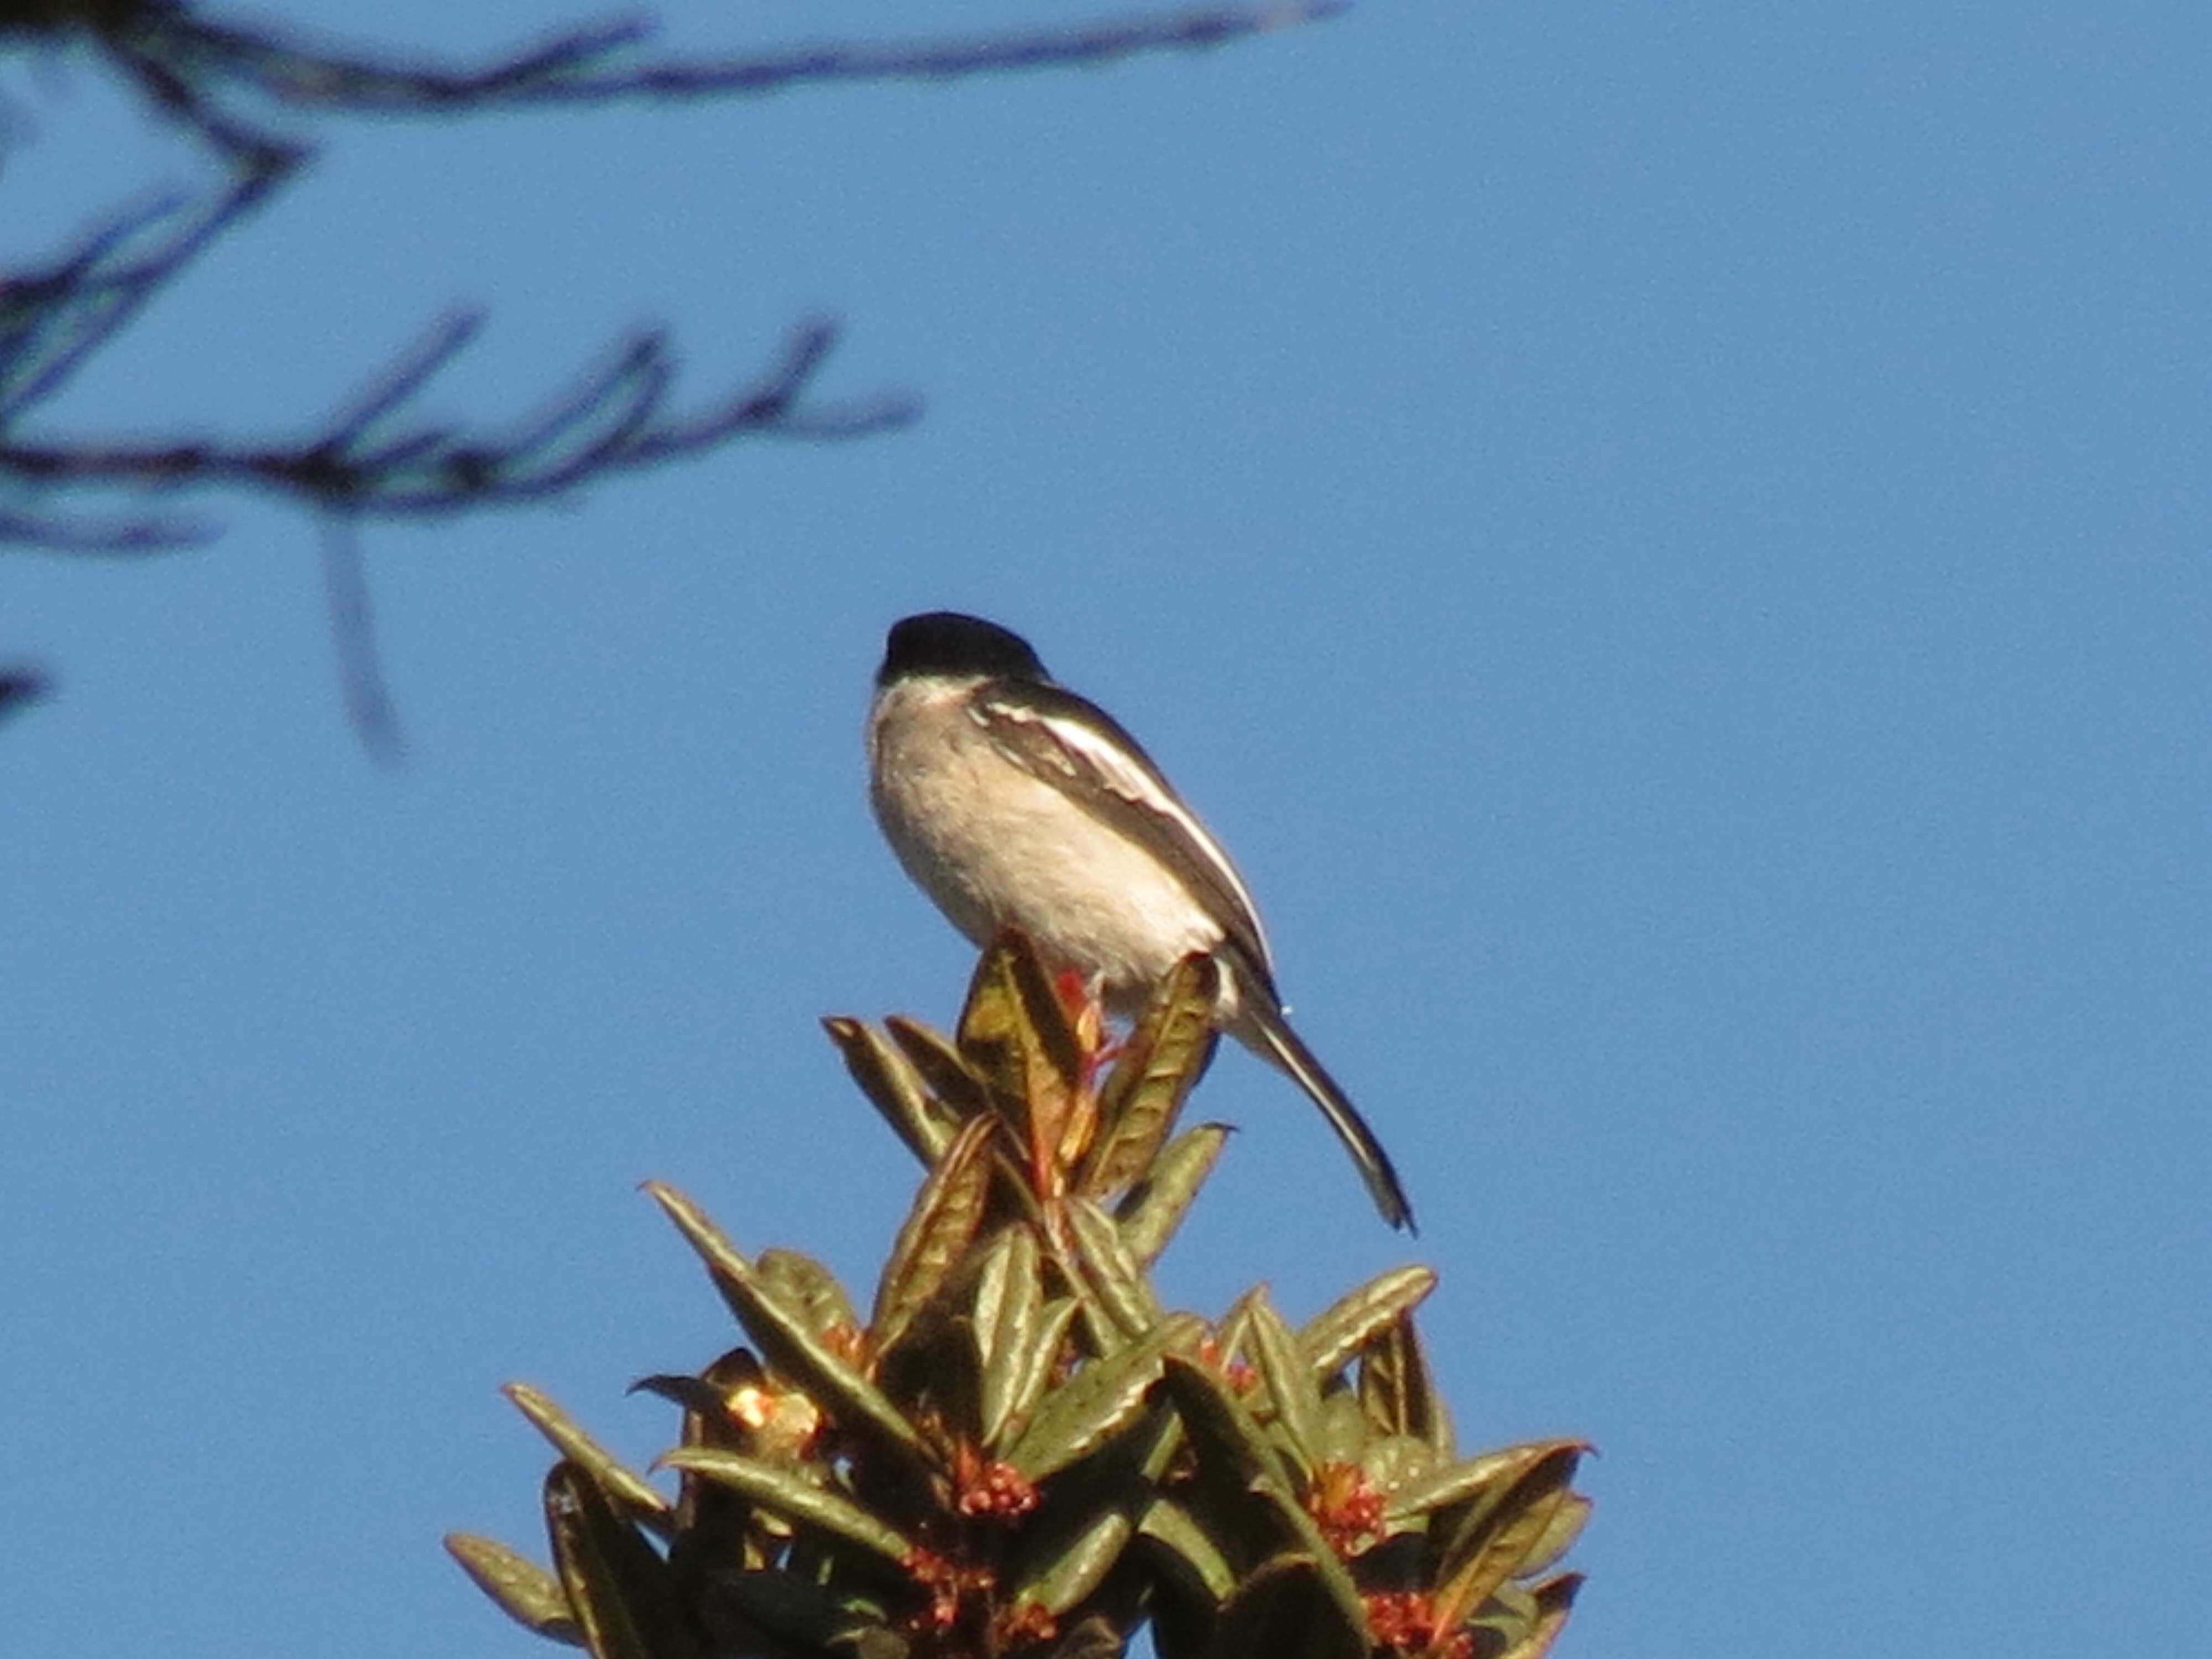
left=4, top=2, right=2207, bottom=1655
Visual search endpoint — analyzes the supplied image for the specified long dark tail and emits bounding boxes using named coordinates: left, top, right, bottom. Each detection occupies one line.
left=1239, top=993, right=1416, bottom=1233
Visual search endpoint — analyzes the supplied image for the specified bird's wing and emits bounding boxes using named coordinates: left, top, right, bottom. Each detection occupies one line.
left=968, top=680, right=1275, bottom=982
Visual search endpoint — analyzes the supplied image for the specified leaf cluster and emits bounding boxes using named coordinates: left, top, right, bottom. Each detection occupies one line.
left=448, top=936, right=1589, bottom=1659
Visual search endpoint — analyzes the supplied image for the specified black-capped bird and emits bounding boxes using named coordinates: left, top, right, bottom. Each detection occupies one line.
left=866, top=611, right=1413, bottom=1230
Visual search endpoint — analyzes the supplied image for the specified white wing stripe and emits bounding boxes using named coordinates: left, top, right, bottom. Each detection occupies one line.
left=981, top=698, right=1274, bottom=971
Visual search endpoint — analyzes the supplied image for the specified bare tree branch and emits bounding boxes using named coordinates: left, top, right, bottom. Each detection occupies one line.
left=0, top=659, right=53, bottom=723
left=0, top=313, right=916, bottom=540
left=318, top=515, right=404, bottom=764
left=106, top=3, right=1346, bottom=126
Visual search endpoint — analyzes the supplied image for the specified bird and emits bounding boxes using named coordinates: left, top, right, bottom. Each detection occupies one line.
left=866, top=610, right=1414, bottom=1231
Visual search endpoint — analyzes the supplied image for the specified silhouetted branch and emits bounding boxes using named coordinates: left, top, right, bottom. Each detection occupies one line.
left=0, top=164, right=287, bottom=425
left=105, top=2, right=1345, bottom=133
left=0, top=313, right=914, bottom=540
left=0, top=660, right=53, bottom=724
left=318, top=516, right=405, bottom=764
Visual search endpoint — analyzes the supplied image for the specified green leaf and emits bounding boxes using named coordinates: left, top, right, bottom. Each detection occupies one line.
left=754, top=1250, right=861, bottom=1345
left=1081, top=956, right=1220, bottom=1196
left=1006, top=1312, right=1202, bottom=1481
left=1383, top=1438, right=1586, bottom=1526
left=1011, top=1503, right=1135, bottom=1618
left=1497, top=1574, right=1583, bottom=1659
left=1242, top=1287, right=1324, bottom=1484
left=1157, top=1354, right=1367, bottom=1627
left=1210, top=1553, right=1368, bottom=1659
left=955, top=930, right=1083, bottom=1130
left=869, top=1115, right=996, bottom=1358
left=1357, top=1311, right=1452, bottom=1454
left=822, top=1016, right=961, bottom=1165
left=658, top=1447, right=916, bottom=1569
left=1430, top=1444, right=1585, bottom=1636
left=645, top=1182, right=933, bottom=1475
left=544, top=1460, right=697, bottom=1659
left=443, top=1532, right=580, bottom=1645
left=1114, top=1124, right=1231, bottom=1266
left=990, top=1296, right=1080, bottom=1454
left=503, top=1384, right=670, bottom=1532
left=1136, top=1498, right=1236, bottom=1601
left=972, top=1225, right=1042, bottom=1448
left=1157, top=1353, right=1286, bottom=1500
left=1064, top=1196, right=1163, bottom=1343
left=883, top=1016, right=988, bottom=1121
left=1297, top=1265, right=1436, bottom=1382
left=1515, top=1493, right=1592, bottom=1580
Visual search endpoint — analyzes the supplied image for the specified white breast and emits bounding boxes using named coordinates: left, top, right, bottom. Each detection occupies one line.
left=868, top=678, right=1233, bottom=1007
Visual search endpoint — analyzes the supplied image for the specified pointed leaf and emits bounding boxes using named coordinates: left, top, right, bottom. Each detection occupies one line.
left=1497, top=1574, right=1583, bottom=1659
left=755, top=1250, right=861, bottom=1345
left=1242, top=1288, right=1324, bottom=1483
left=444, top=1533, right=581, bottom=1645
left=504, top=1384, right=670, bottom=1531
left=1114, top=1124, right=1231, bottom=1266
left=1384, top=1439, right=1587, bottom=1526
left=870, top=1115, right=996, bottom=1357
left=1430, top=1445, right=1585, bottom=1636
left=1064, top=1196, right=1163, bottom=1342
left=1136, top=1498, right=1236, bottom=1601
left=1211, top=1552, right=1368, bottom=1659
left=1158, top=1352, right=1288, bottom=1496
left=972, top=1225, right=1043, bottom=1448
left=1011, top=1504, right=1135, bottom=1618
left=955, top=930, right=1083, bottom=1130
left=1358, top=1312, right=1452, bottom=1454
left=1006, top=1312, right=1202, bottom=1481
left=1298, top=1265, right=1437, bottom=1382
left=1514, top=1493, right=1592, bottom=1580
left=544, top=1461, right=697, bottom=1659
left=645, top=1183, right=933, bottom=1475
left=883, top=1016, right=988, bottom=1120
left=990, top=1297, right=1080, bottom=1455
left=1081, top=956, right=1219, bottom=1196
left=823, top=1016, right=961, bottom=1164
left=658, top=1447, right=914, bottom=1569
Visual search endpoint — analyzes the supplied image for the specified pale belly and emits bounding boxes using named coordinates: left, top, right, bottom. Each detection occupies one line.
left=870, top=686, right=1229, bottom=1007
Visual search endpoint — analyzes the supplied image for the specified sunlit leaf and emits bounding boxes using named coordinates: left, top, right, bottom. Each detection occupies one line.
left=1064, top=1196, right=1163, bottom=1342
left=1496, top=1574, right=1583, bottom=1659
left=1081, top=955, right=1219, bottom=1195
left=1010, top=1503, right=1135, bottom=1617
left=754, top=1250, right=861, bottom=1345
left=822, top=1016, right=961, bottom=1164
left=869, top=1115, right=996, bottom=1358
left=1298, top=1265, right=1436, bottom=1382
left=1114, top=1123, right=1231, bottom=1266
left=503, top=1384, right=670, bottom=1531
left=658, top=1447, right=913, bottom=1569
left=443, top=1532, right=581, bottom=1645
left=883, top=1016, right=988, bottom=1120
left=1242, top=1287, right=1324, bottom=1483
left=955, top=930, right=1083, bottom=1136
left=1430, top=1444, right=1585, bottom=1636
left=644, top=1183, right=933, bottom=1475
left=1006, top=1312, right=1201, bottom=1481
left=544, top=1460, right=697, bottom=1659
left=1357, top=1311, right=1451, bottom=1454
left=1136, top=1498, right=1236, bottom=1601
left=1384, top=1439, right=1586, bottom=1526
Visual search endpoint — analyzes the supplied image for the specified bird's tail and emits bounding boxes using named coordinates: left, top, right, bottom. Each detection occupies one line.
left=1240, top=995, right=1416, bottom=1233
